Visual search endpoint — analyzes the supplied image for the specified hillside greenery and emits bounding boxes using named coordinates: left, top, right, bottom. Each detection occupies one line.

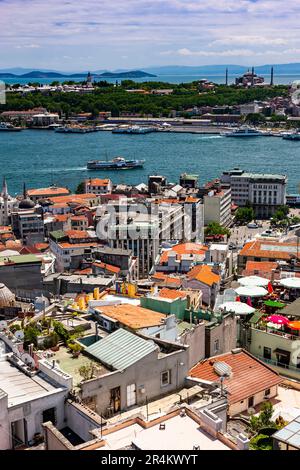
left=0, top=81, right=289, bottom=118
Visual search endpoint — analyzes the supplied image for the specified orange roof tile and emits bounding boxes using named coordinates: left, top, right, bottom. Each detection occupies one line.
left=71, top=215, right=88, bottom=221
left=158, top=288, right=188, bottom=300
left=187, top=265, right=220, bottom=286
left=93, top=261, right=120, bottom=274
left=245, top=261, right=278, bottom=272
left=240, top=240, right=298, bottom=261
left=34, top=243, right=49, bottom=252
left=66, top=230, right=90, bottom=239
left=160, top=243, right=207, bottom=264
left=74, top=267, right=93, bottom=275
left=152, top=272, right=182, bottom=285
left=95, top=303, right=167, bottom=329
left=86, top=179, right=111, bottom=186
left=55, top=214, right=71, bottom=222
left=58, top=242, right=99, bottom=249
left=49, top=194, right=96, bottom=204
left=189, top=350, right=283, bottom=405
left=28, top=187, right=69, bottom=197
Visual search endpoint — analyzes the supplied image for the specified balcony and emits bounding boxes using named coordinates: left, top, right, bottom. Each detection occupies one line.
left=253, top=324, right=300, bottom=341
left=256, top=354, right=300, bottom=377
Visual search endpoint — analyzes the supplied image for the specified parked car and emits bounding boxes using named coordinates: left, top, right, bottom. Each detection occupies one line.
left=247, top=222, right=258, bottom=229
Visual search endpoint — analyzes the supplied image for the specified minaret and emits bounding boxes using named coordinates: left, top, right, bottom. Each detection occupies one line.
left=251, top=67, right=255, bottom=87
left=225, top=67, right=228, bottom=86
left=270, top=66, right=274, bottom=86
left=86, top=71, right=93, bottom=87
left=1, top=177, right=9, bottom=225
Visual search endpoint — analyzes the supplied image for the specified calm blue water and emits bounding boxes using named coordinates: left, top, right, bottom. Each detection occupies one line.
left=2, top=74, right=300, bottom=86
left=0, top=130, right=299, bottom=196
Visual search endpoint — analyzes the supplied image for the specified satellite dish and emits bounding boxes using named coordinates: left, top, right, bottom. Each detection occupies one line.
left=15, top=330, right=24, bottom=340
left=21, top=353, right=35, bottom=368
left=0, top=320, right=7, bottom=331
left=213, top=361, right=232, bottom=378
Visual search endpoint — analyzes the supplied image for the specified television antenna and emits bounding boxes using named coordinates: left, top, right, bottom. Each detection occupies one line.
left=14, top=330, right=24, bottom=341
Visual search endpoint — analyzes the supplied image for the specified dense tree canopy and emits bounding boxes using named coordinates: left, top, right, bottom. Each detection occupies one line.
left=0, top=81, right=288, bottom=119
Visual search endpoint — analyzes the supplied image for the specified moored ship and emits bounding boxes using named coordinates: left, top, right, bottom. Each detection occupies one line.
left=112, top=125, right=157, bottom=134
left=282, top=131, right=300, bottom=141
left=87, top=156, right=145, bottom=170
left=0, top=122, right=23, bottom=132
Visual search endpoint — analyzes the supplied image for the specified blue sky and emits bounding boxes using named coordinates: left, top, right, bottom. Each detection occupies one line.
left=1, top=0, right=300, bottom=70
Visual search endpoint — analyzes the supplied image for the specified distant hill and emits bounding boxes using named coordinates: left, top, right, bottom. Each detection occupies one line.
left=99, top=70, right=156, bottom=78
left=0, top=69, right=156, bottom=79
left=143, top=63, right=300, bottom=76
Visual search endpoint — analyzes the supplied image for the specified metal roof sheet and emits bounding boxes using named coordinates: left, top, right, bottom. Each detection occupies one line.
left=85, top=328, right=158, bottom=370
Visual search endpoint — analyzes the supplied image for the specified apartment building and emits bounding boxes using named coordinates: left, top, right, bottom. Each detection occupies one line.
left=221, top=168, right=287, bottom=218
left=85, top=178, right=113, bottom=195
left=204, top=186, right=232, bottom=227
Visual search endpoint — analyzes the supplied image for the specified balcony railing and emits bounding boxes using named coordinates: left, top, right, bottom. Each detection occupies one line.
left=256, top=355, right=300, bottom=375
left=253, top=325, right=300, bottom=341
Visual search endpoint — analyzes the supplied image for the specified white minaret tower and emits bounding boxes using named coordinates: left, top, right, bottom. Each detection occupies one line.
left=1, top=177, right=9, bottom=225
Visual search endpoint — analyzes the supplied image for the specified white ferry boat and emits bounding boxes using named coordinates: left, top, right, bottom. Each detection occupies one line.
left=87, top=156, right=145, bottom=170
left=224, top=127, right=264, bottom=137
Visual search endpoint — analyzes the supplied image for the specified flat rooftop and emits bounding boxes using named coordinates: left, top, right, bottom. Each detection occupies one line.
left=0, top=359, right=62, bottom=407
left=99, top=415, right=230, bottom=451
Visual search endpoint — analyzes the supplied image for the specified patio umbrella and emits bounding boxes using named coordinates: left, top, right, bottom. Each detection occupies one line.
left=219, top=301, right=255, bottom=315
left=279, top=278, right=300, bottom=289
left=287, top=321, right=300, bottom=330
left=235, top=286, right=268, bottom=298
left=267, top=314, right=289, bottom=325
left=267, top=282, right=274, bottom=294
left=239, top=276, right=269, bottom=287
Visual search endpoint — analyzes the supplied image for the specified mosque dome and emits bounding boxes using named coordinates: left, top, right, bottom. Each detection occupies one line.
left=0, top=283, right=15, bottom=307
left=19, top=197, right=35, bottom=209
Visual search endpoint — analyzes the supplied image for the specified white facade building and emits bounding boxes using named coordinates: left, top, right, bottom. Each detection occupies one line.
left=221, top=169, right=287, bottom=218
left=0, top=353, right=72, bottom=449
left=204, top=186, right=232, bottom=227
left=0, top=179, right=19, bottom=226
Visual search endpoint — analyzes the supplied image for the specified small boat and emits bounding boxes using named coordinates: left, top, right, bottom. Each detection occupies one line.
left=0, top=122, right=23, bottom=132
left=224, top=127, right=264, bottom=137
left=87, top=156, right=145, bottom=170
left=282, top=132, right=300, bottom=141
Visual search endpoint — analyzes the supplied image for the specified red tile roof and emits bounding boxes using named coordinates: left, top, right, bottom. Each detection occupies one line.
left=152, top=272, right=182, bottom=286
left=74, top=267, right=93, bottom=275
left=28, top=187, right=69, bottom=197
left=158, top=288, right=188, bottom=300
left=93, top=261, right=120, bottom=274
left=240, top=240, right=298, bottom=261
left=187, top=265, right=220, bottom=286
left=160, top=243, right=207, bottom=264
left=65, top=230, right=90, bottom=239
left=55, top=214, right=71, bottom=222
left=95, top=304, right=167, bottom=329
left=189, top=350, right=283, bottom=405
left=86, top=179, right=111, bottom=186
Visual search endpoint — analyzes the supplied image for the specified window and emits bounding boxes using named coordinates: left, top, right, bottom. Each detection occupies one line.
left=264, top=389, right=271, bottom=397
left=214, top=339, right=220, bottom=354
left=248, top=396, right=254, bottom=408
left=161, top=370, right=171, bottom=387
left=263, top=347, right=272, bottom=360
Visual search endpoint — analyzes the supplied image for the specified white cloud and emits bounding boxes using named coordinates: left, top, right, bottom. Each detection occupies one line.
left=211, top=36, right=289, bottom=47
left=1, top=0, right=300, bottom=68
